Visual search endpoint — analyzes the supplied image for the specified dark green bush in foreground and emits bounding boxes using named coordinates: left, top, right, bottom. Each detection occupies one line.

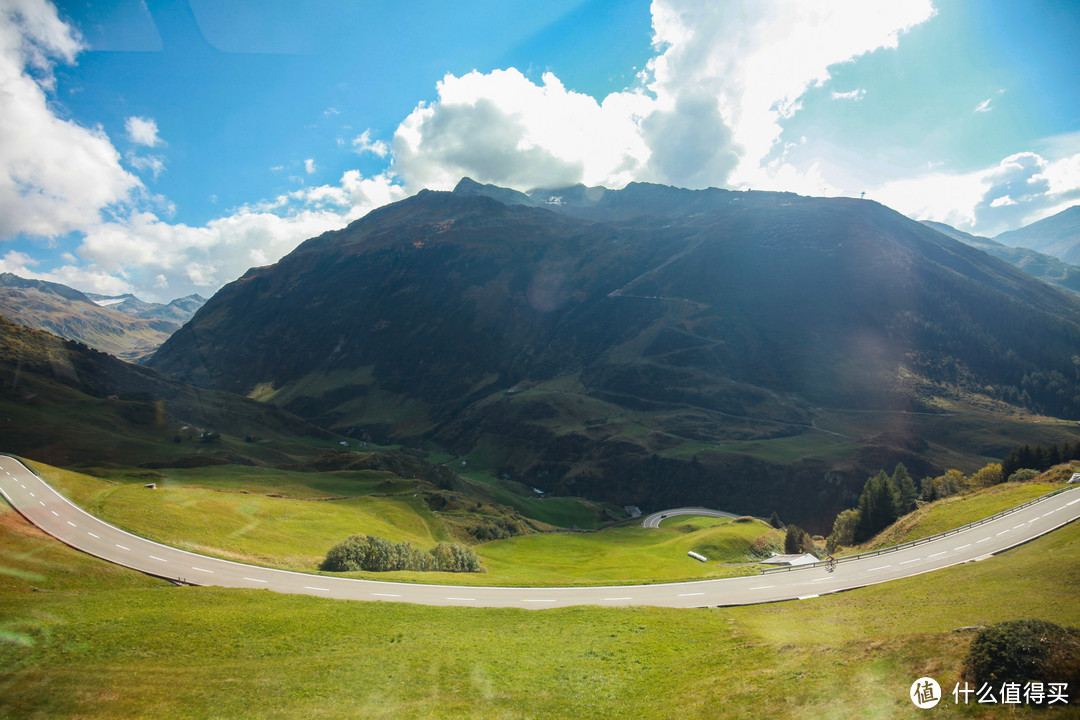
left=321, top=534, right=483, bottom=573
left=965, top=619, right=1080, bottom=700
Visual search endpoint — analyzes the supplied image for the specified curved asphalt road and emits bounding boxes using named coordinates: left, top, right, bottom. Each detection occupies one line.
left=3, top=454, right=1080, bottom=609
left=641, top=507, right=742, bottom=528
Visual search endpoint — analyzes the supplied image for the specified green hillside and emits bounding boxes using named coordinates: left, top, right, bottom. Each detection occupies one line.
left=2, top=476, right=1080, bottom=718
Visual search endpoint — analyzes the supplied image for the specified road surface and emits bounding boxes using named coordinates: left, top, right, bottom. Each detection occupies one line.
left=641, top=507, right=742, bottom=528
left=2, top=454, right=1079, bottom=609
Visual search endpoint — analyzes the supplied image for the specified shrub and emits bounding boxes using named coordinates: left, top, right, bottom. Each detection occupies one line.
left=964, top=619, right=1080, bottom=699
left=1007, top=468, right=1040, bottom=483
left=321, top=535, right=482, bottom=573
left=430, top=542, right=483, bottom=573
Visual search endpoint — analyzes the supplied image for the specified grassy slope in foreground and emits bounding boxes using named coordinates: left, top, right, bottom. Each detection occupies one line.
left=2, top=493, right=1080, bottom=718
left=31, top=462, right=779, bottom=586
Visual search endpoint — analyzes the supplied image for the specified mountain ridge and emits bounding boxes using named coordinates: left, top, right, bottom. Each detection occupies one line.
left=147, top=182, right=1080, bottom=526
left=994, top=205, right=1080, bottom=265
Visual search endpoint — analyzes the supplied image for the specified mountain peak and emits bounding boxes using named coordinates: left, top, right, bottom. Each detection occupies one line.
left=452, top=177, right=536, bottom=206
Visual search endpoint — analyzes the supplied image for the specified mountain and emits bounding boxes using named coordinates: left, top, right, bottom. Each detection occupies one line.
left=922, top=221, right=1080, bottom=295
left=148, top=181, right=1080, bottom=528
left=0, top=316, right=331, bottom=467
left=994, top=205, right=1080, bottom=265
left=0, top=273, right=188, bottom=361
left=84, top=292, right=207, bottom=325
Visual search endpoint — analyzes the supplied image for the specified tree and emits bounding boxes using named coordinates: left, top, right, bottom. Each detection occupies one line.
left=892, top=463, right=918, bottom=514
left=784, top=525, right=809, bottom=554
left=855, top=470, right=898, bottom=543
left=826, top=508, right=860, bottom=553
left=969, top=463, right=1004, bottom=488
left=768, top=510, right=783, bottom=529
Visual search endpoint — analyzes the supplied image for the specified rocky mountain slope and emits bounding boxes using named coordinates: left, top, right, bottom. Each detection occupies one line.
left=147, top=181, right=1080, bottom=526
left=85, top=292, right=206, bottom=324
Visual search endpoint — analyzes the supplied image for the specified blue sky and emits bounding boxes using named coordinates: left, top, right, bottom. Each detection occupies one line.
left=1, top=0, right=1078, bottom=301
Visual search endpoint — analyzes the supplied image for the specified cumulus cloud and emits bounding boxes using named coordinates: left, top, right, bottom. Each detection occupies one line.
left=124, top=116, right=161, bottom=147
left=304, top=158, right=316, bottom=175
left=0, top=0, right=141, bottom=238
left=58, top=170, right=406, bottom=300
left=389, top=0, right=935, bottom=194
left=870, top=149, right=1080, bottom=236
left=393, top=69, right=650, bottom=192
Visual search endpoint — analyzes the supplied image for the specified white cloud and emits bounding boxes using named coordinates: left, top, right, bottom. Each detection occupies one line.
left=126, top=152, right=166, bottom=179
left=124, top=116, right=161, bottom=147
left=0, top=0, right=141, bottom=238
left=392, top=68, right=651, bottom=193
left=61, top=170, right=406, bottom=301
left=869, top=149, right=1080, bottom=236
left=352, top=129, right=389, bottom=158
left=831, top=89, right=866, bottom=101
left=974, top=90, right=1004, bottom=114
left=388, top=0, right=934, bottom=195
left=304, top=158, right=316, bottom=175
left=646, top=0, right=936, bottom=189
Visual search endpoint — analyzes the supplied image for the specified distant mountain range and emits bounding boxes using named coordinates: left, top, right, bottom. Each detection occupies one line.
left=922, top=220, right=1080, bottom=295
left=0, top=273, right=204, bottom=361
left=146, top=180, right=1080, bottom=526
left=994, top=205, right=1080, bottom=265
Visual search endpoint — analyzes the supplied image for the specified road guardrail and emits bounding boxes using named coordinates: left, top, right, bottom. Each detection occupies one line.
left=760, top=485, right=1077, bottom=574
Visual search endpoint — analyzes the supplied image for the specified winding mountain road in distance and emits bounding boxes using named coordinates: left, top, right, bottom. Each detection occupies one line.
left=3, top=454, right=1079, bottom=609
left=640, top=507, right=742, bottom=528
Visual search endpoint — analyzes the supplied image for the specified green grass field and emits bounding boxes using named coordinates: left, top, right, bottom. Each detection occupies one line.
left=26, top=462, right=778, bottom=586
left=3, top=491, right=1080, bottom=718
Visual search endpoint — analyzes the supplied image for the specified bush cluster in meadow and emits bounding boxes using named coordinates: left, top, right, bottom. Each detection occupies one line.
left=321, top=534, right=484, bottom=573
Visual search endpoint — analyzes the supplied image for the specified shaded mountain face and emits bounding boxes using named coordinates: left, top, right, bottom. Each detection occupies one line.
left=148, top=182, right=1080, bottom=527
left=994, top=205, right=1080, bottom=265
left=0, top=273, right=185, bottom=362
left=0, top=316, right=329, bottom=467
left=923, top=220, right=1080, bottom=295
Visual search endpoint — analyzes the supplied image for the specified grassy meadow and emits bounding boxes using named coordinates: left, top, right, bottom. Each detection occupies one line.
left=23, top=462, right=781, bottom=587
left=3, top=486, right=1080, bottom=718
